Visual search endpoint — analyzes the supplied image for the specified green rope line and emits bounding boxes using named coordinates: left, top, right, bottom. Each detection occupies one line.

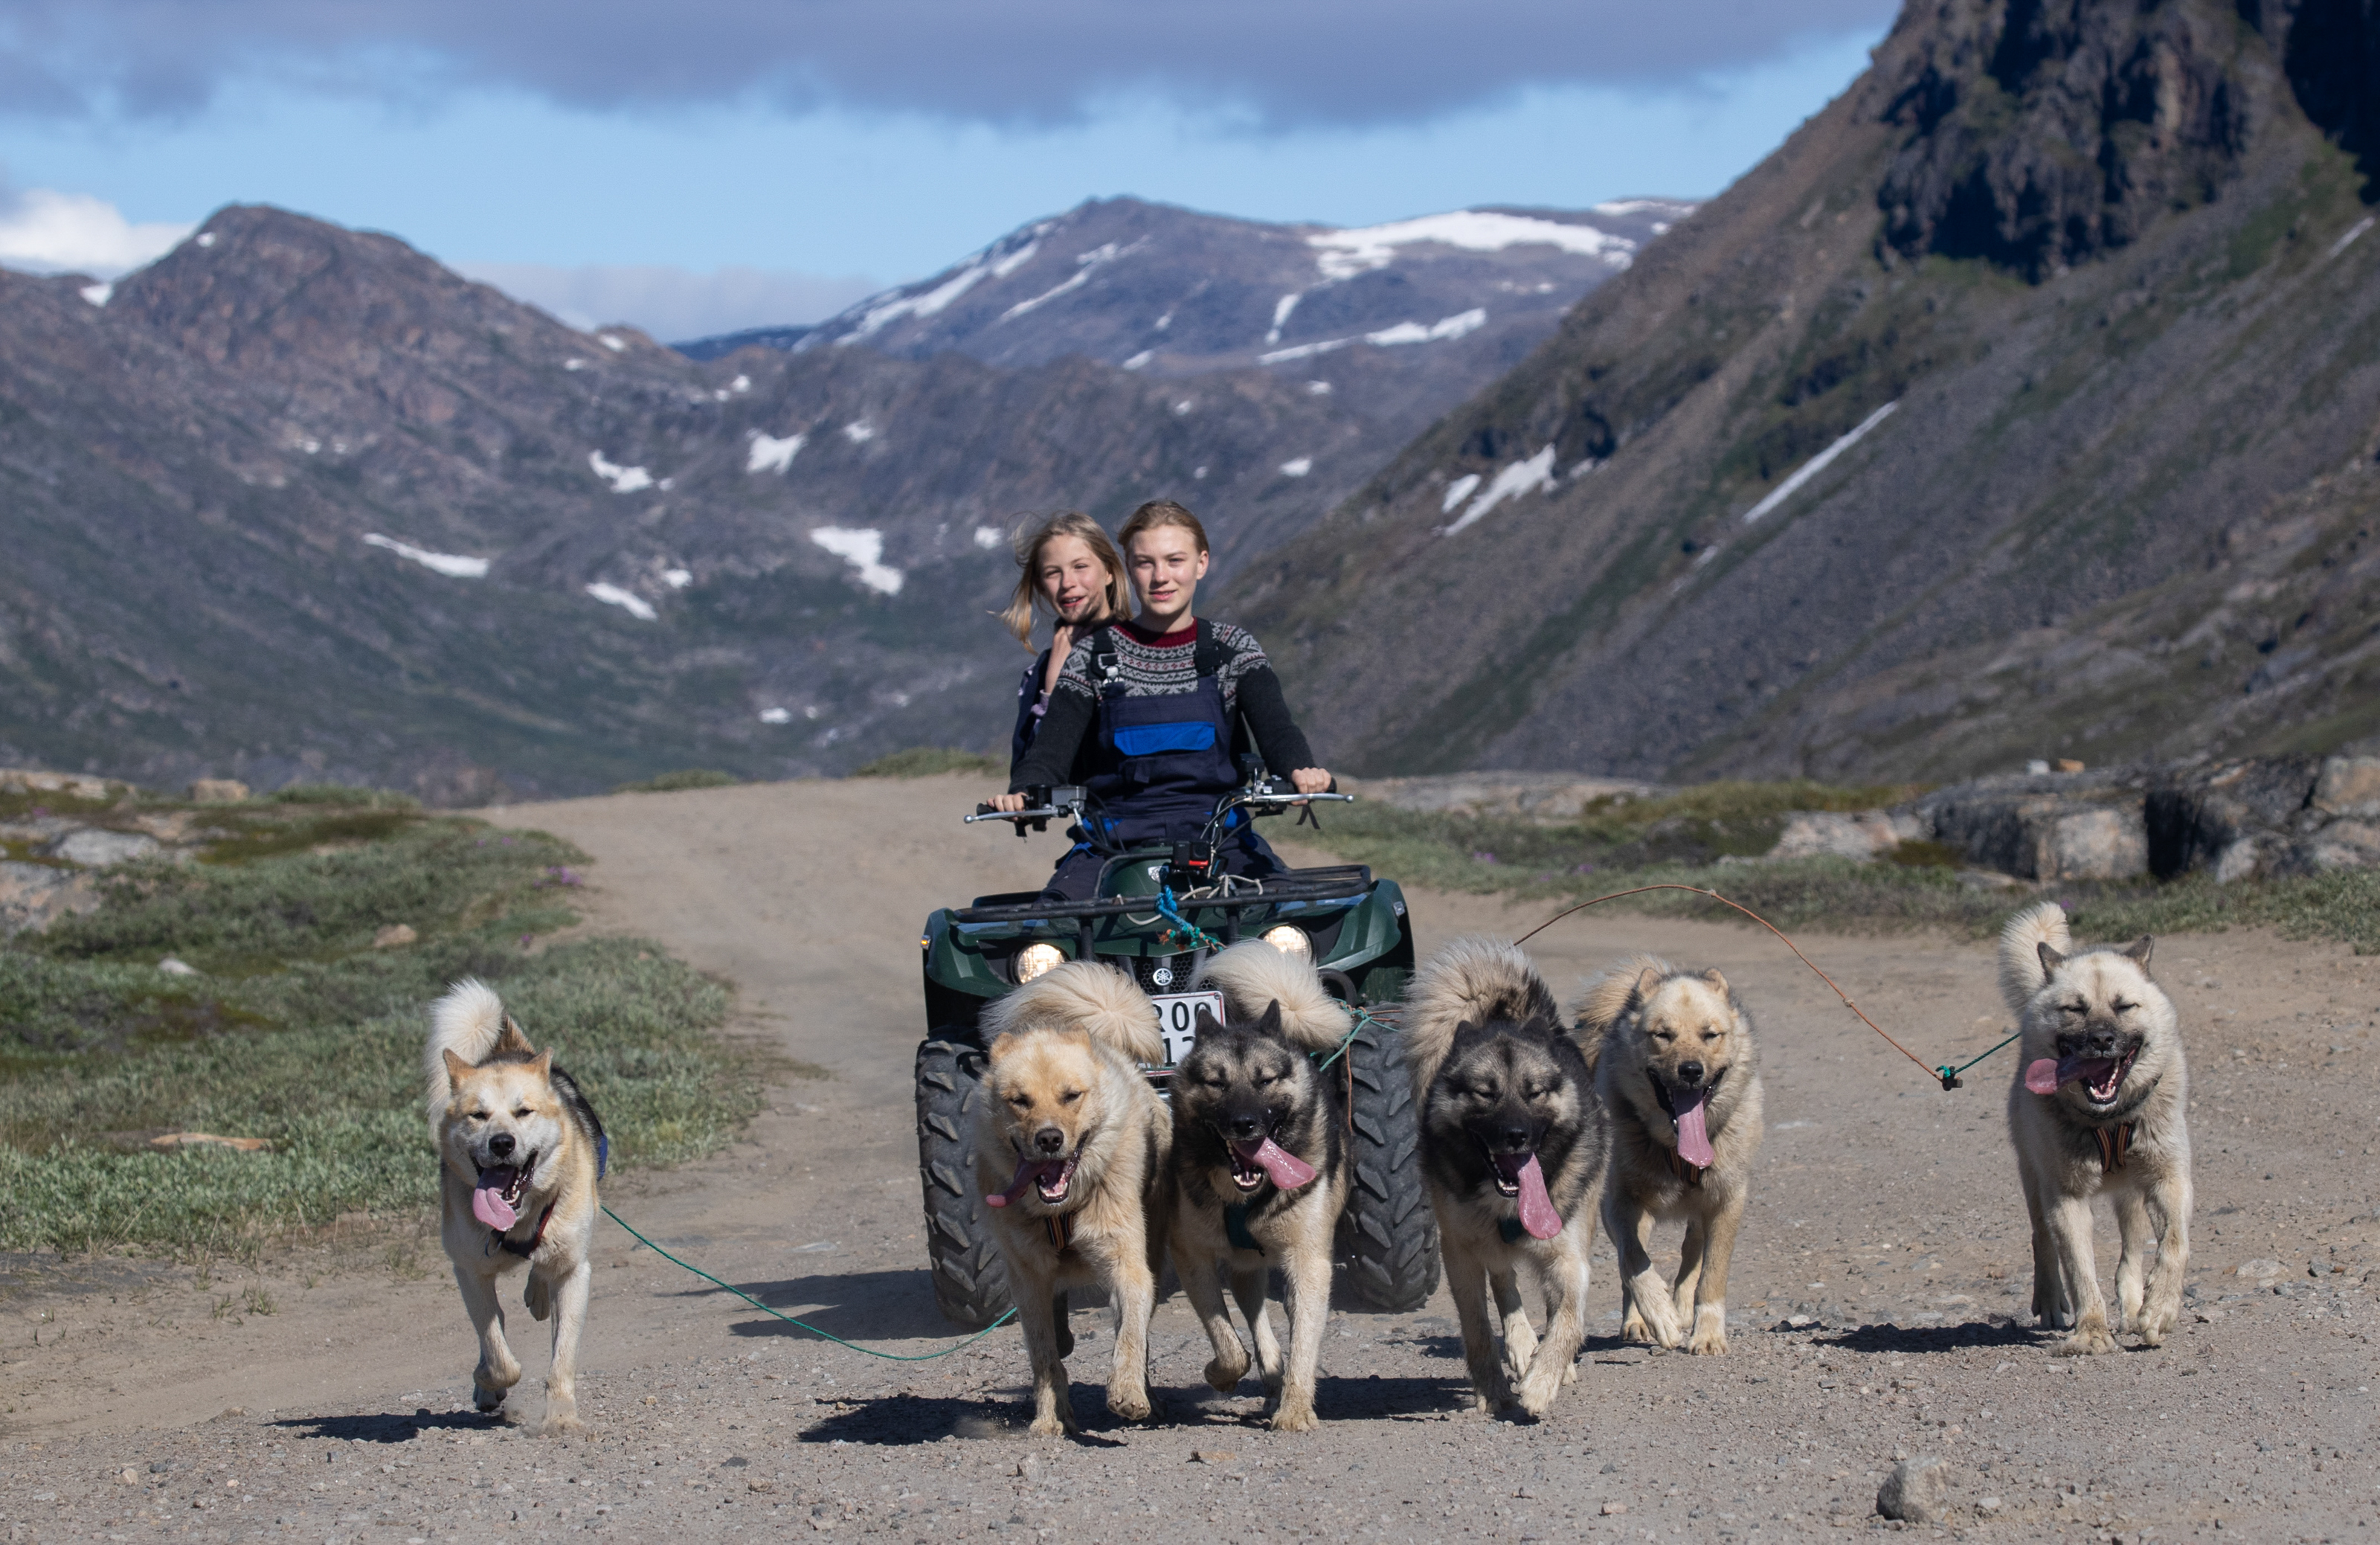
left=1154, top=886, right=1224, bottom=952
left=1311, top=1006, right=1377, bottom=1072
left=603, top=1205, right=1016, bottom=1360
left=1935, top=1030, right=2023, bottom=1091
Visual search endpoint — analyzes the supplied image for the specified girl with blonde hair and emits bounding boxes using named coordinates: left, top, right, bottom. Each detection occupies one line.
left=1001, top=512, right=1132, bottom=778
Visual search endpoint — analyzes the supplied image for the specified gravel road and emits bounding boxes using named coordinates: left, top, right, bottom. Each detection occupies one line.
left=6, top=773, right=2379, bottom=1541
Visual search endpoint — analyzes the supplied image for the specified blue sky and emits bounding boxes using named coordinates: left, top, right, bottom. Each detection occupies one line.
left=0, top=2, right=1896, bottom=338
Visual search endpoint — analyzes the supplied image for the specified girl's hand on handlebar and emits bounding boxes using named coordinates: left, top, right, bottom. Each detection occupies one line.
left=991, top=791, right=1029, bottom=813
left=1290, top=768, right=1333, bottom=795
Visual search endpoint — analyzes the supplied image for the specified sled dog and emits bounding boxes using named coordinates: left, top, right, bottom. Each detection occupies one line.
left=2001, top=901, right=2191, bottom=1354
left=1406, top=938, right=1607, bottom=1417
left=427, top=980, right=608, bottom=1435
left=1169, top=941, right=1351, bottom=1430
left=974, top=961, right=1171, bottom=1434
left=1580, top=956, right=1765, bottom=1355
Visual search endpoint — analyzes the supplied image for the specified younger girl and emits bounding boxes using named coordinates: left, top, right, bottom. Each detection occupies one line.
left=1000, top=499, right=1331, bottom=901
left=999, top=512, right=1132, bottom=780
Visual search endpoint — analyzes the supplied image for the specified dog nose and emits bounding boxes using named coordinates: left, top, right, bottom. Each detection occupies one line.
left=1499, top=1122, right=1531, bottom=1151
left=1676, top=1061, right=1705, bottom=1088
left=1229, top=1114, right=1264, bottom=1141
left=488, top=1132, right=515, bottom=1158
left=1033, top=1125, right=1067, bottom=1157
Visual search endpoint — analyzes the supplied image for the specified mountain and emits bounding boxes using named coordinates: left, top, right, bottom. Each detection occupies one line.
left=0, top=193, right=1682, bottom=799
left=1229, top=0, right=2380, bottom=784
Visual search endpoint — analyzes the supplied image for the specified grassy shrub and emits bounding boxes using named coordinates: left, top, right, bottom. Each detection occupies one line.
left=613, top=768, right=742, bottom=794
left=0, top=799, right=761, bottom=1255
left=1316, top=797, right=2380, bottom=953
left=851, top=748, right=1004, bottom=778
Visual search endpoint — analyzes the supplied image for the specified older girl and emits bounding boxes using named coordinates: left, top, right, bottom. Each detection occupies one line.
left=1000, top=512, right=1132, bottom=781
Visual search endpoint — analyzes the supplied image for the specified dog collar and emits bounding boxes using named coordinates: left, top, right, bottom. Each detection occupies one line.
left=489, top=1204, right=554, bottom=1259
left=1041, top=1210, right=1078, bottom=1253
left=1662, top=1149, right=1706, bottom=1188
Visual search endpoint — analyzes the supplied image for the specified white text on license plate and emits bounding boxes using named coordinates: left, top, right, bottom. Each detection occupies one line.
left=1149, top=992, right=1223, bottom=1066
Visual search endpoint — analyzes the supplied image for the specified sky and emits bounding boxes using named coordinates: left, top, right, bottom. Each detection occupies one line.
left=0, top=1, right=1898, bottom=341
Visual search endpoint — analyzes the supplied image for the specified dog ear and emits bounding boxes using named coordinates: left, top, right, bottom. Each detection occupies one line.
left=1252, top=1000, right=1286, bottom=1040
left=986, top=1031, right=1020, bottom=1063
left=1194, top=1004, right=1226, bottom=1036
left=2037, top=941, right=2067, bottom=978
left=442, top=1048, right=475, bottom=1089
left=1632, top=966, right=1664, bottom=1007
left=2120, top=935, right=2154, bottom=973
left=527, top=1050, right=553, bottom=1081
left=1701, top=967, right=1730, bottom=998
left=495, top=1015, right=537, bottom=1056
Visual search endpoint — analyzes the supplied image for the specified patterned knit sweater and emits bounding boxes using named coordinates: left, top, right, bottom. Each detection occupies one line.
left=1007, top=618, right=1319, bottom=791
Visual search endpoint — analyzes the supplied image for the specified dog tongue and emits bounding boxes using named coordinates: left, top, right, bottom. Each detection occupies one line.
left=985, top=1157, right=1062, bottom=1207
left=2025, top=1053, right=2097, bottom=1096
left=1673, top=1091, right=1716, bottom=1169
left=1512, top=1154, right=1563, bottom=1239
left=472, top=1169, right=518, bottom=1231
left=1238, top=1138, right=1316, bottom=1190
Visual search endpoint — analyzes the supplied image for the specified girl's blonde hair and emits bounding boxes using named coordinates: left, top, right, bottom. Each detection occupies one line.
left=999, top=511, right=1130, bottom=646
left=1117, top=498, right=1209, bottom=557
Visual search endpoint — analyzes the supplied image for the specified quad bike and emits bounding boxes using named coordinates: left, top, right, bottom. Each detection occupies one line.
left=913, top=775, right=1440, bottom=1327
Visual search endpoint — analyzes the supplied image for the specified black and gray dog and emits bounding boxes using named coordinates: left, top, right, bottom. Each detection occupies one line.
left=1170, top=941, right=1352, bottom=1430
left=1406, top=937, right=1610, bottom=1418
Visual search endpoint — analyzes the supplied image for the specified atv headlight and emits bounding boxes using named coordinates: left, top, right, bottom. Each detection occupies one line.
left=1262, top=925, right=1311, bottom=958
left=1014, top=942, right=1066, bottom=983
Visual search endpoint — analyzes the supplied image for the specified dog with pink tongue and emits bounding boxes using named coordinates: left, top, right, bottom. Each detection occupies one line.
left=1406, top=938, right=1609, bottom=1419
left=1580, top=955, right=1765, bottom=1356
left=1169, top=941, right=1354, bottom=1430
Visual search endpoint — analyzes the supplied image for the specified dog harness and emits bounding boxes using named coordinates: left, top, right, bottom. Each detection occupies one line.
left=1225, top=1203, right=1264, bottom=1254
left=491, top=1205, right=554, bottom=1259
left=2090, top=1120, right=2139, bottom=1172
left=1041, top=1211, right=1078, bottom=1253
left=1662, top=1149, right=1707, bottom=1189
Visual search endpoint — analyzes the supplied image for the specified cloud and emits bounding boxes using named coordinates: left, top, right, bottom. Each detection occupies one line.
left=455, top=262, right=881, bottom=341
left=0, top=1, right=1899, bottom=129
left=0, top=184, right=191, bottom=274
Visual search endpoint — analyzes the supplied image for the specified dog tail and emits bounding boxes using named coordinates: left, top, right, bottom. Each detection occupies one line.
left=982, top=960, right=1162, bottom=1064
left=1192, top=940, right=1352, bottom=1053
left=1402, top=937, right=1561, bottom=1097
left=1997, top=901, right=2072, bottom=1013
left=1572, top=953, right=1674, bottom=1038
left=425, top=977, right=510, bottom=1125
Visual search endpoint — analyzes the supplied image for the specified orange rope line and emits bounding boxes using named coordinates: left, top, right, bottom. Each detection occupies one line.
left=1514, top=884, right=1940, bottom=1079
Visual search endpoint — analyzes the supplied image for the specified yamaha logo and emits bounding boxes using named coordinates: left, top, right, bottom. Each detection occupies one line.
left=1151, top=966, right=1174, bottom=989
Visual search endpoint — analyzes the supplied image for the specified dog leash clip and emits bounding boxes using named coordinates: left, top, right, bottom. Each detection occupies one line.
left=1935, top=1066, right=1963, bottom=1091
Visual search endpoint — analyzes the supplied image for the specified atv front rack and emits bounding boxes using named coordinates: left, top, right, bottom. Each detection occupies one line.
left=949, top=864, right=1374, bottom=954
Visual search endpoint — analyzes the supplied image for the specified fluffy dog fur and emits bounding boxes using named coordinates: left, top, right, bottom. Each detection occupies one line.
left=426, top=980, right=607, bottom=1435
left=1580, top=955, right=1765, bottom=1355
left=974, top=961, right=1171, bottom=1434
left=1407, top=937, right=1608, bottom=1418
left=1168, top=942, right=1351, bottom=1430
left=2000, top=902, right=2192, bottom=1355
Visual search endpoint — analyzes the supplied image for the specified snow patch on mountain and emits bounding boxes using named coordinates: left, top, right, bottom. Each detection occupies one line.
left=1443, top=446, right=1557, bottom=535
left=1310, top=212, right=1636, bottom=282
left=363, top=533, right=489, bottom=579
left=747, top=431, right=803, bottom=475
left=588, top=450, right=654, bottom=494
left=1741, top=402, right=1899, bottom=524
left=585, top=582, right=657, bottom=620
left=1279, top=457, right=1313, bottom=478
left=811, top=527, right=904, bottom=594
left=999, top=240, right=1142, bottom=324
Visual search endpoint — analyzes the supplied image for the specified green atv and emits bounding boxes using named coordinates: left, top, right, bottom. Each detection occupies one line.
left=913, top=776, right=1440, bottom=1328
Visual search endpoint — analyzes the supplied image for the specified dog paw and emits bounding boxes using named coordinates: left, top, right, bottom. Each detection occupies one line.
left=1028, top=1414, right=1070, bottom=1437
left=1619, top=1312, right=1656, bottom=1345
left=1268, top=1399, right=1319, bottom=1433
left=539, top=1415, right=587, bottom=1439
left=1688, top=1329, right=1728, bottom=1355
left=2055, top=1324, right=2119, bottom=1357
left=1106, top=1384, right=1155, bottom=1423
left=1203, top=1353, right=1249, bottom=1393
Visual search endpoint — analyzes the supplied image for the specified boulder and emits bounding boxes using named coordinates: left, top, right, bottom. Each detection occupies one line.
left=2033, top=806, right=2148, bottom=881
left=188, top=779, right=251, bottom=803
left=1877, top=1456, right=1952, bottom=1523
left=1917, top=771, right=2149, bottom=880
left=50, top=829, right=161, bottom=868
left=0, top=861, right=100, bottom=937
left=1770, top=810, right=1924, bottom=860
left=0, top=768, right=115, bottom=800
left=2314, top=757, right=2380, bottom=818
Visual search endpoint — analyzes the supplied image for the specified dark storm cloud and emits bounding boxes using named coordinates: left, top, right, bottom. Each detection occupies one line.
left=0, top=1, right=1900, bottom=127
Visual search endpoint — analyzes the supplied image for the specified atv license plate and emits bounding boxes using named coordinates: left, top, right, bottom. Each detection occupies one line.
left=1150, top=991, right=1223, bottom=1066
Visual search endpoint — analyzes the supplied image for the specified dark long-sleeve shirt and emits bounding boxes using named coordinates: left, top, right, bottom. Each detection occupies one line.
left=1007, top=618, right=1317, bottom=793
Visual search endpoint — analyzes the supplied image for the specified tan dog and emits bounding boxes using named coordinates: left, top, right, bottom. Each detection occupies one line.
left=1171, top=940, right=1351, bottom=1431
left=1581, top=957, right=1764, bottom=1355
left=2000, top=902, right=2191, bottom=1355
left=1406, top=938, right=1607, bottom=1419
left=426, top=980, right=607, bottom=1435
left=974, top=962, right=1171, bottom=1436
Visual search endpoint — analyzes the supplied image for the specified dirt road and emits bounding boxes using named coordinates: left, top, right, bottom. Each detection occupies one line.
left=6, top=773, right=2380, bottom=1541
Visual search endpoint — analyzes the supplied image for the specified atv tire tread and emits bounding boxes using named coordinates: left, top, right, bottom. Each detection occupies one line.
left=1335, top=1015, right=1441, bottom=1311
left=916, top=1036, right=1012, bottom=1328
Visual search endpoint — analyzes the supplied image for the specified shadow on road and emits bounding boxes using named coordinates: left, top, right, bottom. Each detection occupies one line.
left=274, top=1409, right=498, bottom=1444
left=657, top=1268, right=956, bottom=1343
left=1815, top=1319, right=2043, bottom=1355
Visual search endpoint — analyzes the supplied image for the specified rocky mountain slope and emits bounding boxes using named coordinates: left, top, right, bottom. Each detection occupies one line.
left=1229, top=0, right=2380, bottom=783
left=0, top=195, right=1677, bottom=797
